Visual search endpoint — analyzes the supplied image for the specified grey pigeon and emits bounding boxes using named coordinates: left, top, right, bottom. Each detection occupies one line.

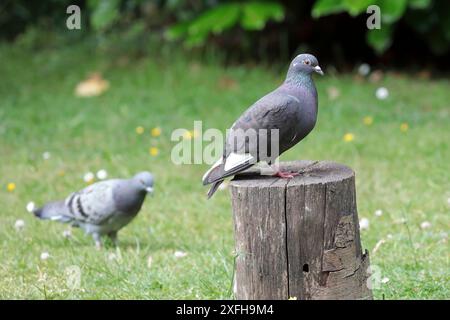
left=203, top=53, right=323, bottom=198
left=32, top=172, right=154, bottom=248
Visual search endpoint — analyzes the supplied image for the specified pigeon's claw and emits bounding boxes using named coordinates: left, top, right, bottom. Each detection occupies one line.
left=274, top=171, right=300, bottom=179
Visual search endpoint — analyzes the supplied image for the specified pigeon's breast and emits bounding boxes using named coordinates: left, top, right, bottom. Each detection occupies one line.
left=113, top=186, right=146, bottom=216
left=293, top=87, right=318, bottom=141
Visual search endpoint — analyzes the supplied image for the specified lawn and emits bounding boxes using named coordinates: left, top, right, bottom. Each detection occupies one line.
left=0, top=43, right=448, bottom=299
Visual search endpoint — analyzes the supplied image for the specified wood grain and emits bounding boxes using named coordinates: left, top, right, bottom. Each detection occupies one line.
left=230, top=161, right=373, bottom=300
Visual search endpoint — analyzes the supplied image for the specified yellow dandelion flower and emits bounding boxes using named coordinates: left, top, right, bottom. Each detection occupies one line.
left=151, top=127, right=162, bottom=137
left=149, top=147, right=159, bottom=156
left=7, top=182, right=16, bottom=192
left=363, top=116, right=373, bottom=126
left=57, top=170, right=65, bottom=177
left=183, top=131, right=193, bottom=139
left=400, top=123, right=409, bottom=132
left=288, top=296, right=298, bottom=300
left=343, top=133, right=355, bottom=142
left=135, top=126, right=145, bottom=135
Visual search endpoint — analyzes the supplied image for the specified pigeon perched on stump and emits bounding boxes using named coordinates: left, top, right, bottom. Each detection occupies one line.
left=203, top=53, right=323, bottom=198
left=32, top=172, right=154, bottom=248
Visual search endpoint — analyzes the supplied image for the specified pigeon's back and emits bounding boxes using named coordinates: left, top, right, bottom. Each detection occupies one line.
left=64, top=179, right=120, bottom=224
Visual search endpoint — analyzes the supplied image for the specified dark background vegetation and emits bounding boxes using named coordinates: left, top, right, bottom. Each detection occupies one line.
left=0, top=1, right=449, bottom=300
left=1, top=0, right=449, bottom=71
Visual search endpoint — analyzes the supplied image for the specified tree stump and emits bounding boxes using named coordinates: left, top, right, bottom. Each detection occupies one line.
left=230, top=160, right=372, bottom=300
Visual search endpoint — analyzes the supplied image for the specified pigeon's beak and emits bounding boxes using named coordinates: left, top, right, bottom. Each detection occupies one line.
left=145, top=187, right=154, bottom=195
left=314, top=65, right=324, bottom=75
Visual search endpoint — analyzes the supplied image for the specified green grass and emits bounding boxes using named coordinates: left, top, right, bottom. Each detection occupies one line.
left=0, top=44, right=448, bottom=299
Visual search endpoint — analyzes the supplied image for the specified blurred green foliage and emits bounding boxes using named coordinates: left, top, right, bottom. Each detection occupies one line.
left=89, top=0, right=121, bottom=31
left=165, top=2, right=284, bottom=47
left=1, top=0, right=449, bottom=62
left=311, top=0, right=449, bottom=55
left=84, top=0, right=449, bottom=56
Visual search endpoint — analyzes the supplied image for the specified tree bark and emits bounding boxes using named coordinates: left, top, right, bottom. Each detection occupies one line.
left=230, top=160, right=372, bottom=300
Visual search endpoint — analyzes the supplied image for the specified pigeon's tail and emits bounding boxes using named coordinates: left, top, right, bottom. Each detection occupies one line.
left=203, top=157, right=253, bottom=199
left=207, top=180, right=223, bottom=199
left=202, top=158, right=252, bottom=186
left=32, top=201, right=73, bottom=223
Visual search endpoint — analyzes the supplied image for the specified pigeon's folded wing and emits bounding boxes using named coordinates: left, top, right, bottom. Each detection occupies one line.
left=64, top=181, right=118, bottom=225
left=226, top=92, right=302, bottom=157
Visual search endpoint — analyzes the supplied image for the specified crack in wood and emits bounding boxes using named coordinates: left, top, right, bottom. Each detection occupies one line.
left=230, top=161, right=373, bottom=300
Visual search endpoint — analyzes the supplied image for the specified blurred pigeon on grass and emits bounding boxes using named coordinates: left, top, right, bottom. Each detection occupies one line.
left=203, top=53, right=323, bottom=198
left=32, top=172, right=154, bottom=249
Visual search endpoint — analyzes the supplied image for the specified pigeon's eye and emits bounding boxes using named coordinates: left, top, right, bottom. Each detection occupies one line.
left=303, top=60, right=311, bottom=65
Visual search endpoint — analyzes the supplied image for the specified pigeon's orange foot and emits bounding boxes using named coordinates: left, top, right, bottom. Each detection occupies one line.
left=274, top=171, right=299, bottom=179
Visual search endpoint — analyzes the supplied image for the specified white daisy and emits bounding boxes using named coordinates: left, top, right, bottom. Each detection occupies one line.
left=26, top=201, right=35, bottom=213
left=40, top=252, right=50, bottom=260
left=420, top=221, right=431, bottom=229
left=359, top=218, right=370, bottom=230
left=358, top=63, right=371, bottom=76
left=376, top=87, right=389, bottom=100
left=174, top=251, right=188, bottom=258
left=381, top=277, right=390, bottom=284
left=83, top=172, right=95, bottom=183
left=374, top=209, right=383, bottom=217
left=63, top=229, right=72, bottom=239
left=14, top=219, right=25, bottom=231
left=96, top=169, right=108, bottom=180
left=42, top=151, right=51, bottom=160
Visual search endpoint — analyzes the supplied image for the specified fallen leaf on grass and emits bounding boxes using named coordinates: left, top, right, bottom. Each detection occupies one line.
left=327, top=86, right=340, bottom=100
left=218, top=76, right=238, bottom=90
left=75, top=73, right=109, bottom=97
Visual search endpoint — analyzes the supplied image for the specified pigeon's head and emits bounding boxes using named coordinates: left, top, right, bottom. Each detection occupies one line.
left=289, top=53, right=323, bottom=76
left=133, top=171, right=154, bottom=194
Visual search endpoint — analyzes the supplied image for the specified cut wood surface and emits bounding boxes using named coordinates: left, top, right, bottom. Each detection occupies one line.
left=230, top=160, right=373, bottom=300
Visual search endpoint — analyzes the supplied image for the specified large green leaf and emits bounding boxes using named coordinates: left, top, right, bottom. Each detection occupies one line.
left=343, top=0, right=374, bottom=16
left=185, top=32, right=209, bottom=48
left=377, top=0, right=408, bottom=23
left=166, top=2, right=285, bottom=46
left=165, top=21, right=190, bottom=41
left=441, top=16, right=450, bottom=41
left=367, top=23, right=394, bottom=54
left=188, top=4, right=240, bottom=38
left=408, top=0, right=432, bottom=9
left=436, top=0, right=450, bottom=41
left=241, top=2, right=284, bottom=30
left=89, top=0, right=120, bottom=31
left=312, top=0, right=346, bottom=18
